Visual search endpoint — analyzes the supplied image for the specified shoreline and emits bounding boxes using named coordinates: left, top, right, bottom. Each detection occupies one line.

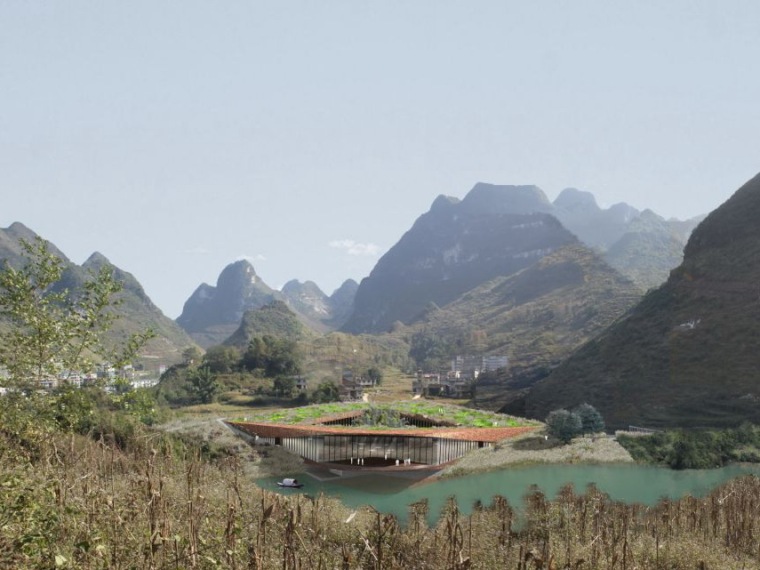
left=438, top=431, right=635, bottom=478
left=158, top=417, right=634, bottom=480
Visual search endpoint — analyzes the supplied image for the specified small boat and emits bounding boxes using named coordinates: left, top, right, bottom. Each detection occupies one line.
left=277, top=478, right=303, bottom=488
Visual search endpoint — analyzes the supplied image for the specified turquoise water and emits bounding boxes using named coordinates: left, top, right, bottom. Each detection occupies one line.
left=262, top=463, right=760, bottom=525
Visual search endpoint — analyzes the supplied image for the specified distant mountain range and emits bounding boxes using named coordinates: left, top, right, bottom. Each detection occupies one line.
left=602, top=209, right=694, bottom=291
left=552, top=187, right=703, bottom=290
left=281, top=278, right=358, bottom=332
left=6, top=171, right=752, bottom=432
left=172, top=182, right=699, bottom=352
left=343, top=186, right=578, bottom=334
left=342, top=183, right=699, bottom=335
left=175, top=259, right=357, bottom=347
left=508, top=172, right=760, bottom=429
left=0, top=223, right=196, bottom=370
left=0, top=222, right=70, bottom=266
left=3, top=178, right=704, bottom=397
left=176, top=260, right=281, bottom=347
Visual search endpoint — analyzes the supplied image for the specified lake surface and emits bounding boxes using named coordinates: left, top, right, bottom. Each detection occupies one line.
left=262, top=463, right=760, bottom=525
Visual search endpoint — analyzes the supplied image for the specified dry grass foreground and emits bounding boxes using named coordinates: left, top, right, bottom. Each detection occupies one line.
left=2, top=427, right=759, bottom=569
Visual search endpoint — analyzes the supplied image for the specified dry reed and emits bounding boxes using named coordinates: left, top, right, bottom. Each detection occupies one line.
left=1, top=429, right=759, bottom=569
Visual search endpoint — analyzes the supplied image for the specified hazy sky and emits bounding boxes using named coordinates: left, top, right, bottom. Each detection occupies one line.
left=2, top=2, right=759, bottom=318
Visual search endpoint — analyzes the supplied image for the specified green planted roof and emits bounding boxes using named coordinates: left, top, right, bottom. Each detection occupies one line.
left=235, top=401, right=538, bottom=429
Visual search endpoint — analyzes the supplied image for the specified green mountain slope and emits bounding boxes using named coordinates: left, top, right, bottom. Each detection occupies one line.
left=77, top=253, right=197, bottom=367
left=223, top=300, right=310, bottom=349
left=520, top=173, right=760, bottom=429
left=399, top=244, right=640, bottom=408
left=176, top=260, right=281, bottom=347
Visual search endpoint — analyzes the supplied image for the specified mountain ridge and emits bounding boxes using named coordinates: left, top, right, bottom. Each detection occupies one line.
left=342, top=181, right=696, bottom=334
left=0, top=223, right=196, bottom=369
left=343, top=198, right=579, bottom=333
left=176, top=259, right=281, bottom=347
left=516, top=172, right=760, bottom=429
left=172, top=182, right=700, bottom=340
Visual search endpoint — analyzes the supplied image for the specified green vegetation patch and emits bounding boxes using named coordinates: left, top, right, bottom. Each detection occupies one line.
left=234, top=400, right=538, bottom=429
left=617, top=424, right=760, bottom=469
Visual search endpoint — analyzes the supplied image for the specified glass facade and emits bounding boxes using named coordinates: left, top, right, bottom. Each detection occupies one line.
left=322, top=435, right=437, bottom=464
left=276, top=434, right=483, bottom=466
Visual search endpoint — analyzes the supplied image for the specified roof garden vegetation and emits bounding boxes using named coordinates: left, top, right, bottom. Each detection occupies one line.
left=234, top=400, right=540, bottom=429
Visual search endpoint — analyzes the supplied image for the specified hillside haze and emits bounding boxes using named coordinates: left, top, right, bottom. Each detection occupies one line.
left=280, top=278, right=358, bottom=332
left=343, top=184, right=579, bottom=333
left=518, top=172, right=760, bottom=429
left=343, top=182, right=700, bottom=334
left=551, top=189, right=701, bottom=290
left=603, top=209, right=694, bottom=291
left=171, top=182, right=698, bottom=342
left=175, top=257, right=358, bottom=347
left=552, top=187, right=640, bottom=250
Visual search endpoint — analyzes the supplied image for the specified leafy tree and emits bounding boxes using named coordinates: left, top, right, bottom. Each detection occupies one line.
left=51, top=385, right=98, bottom=433
left=242, top=336, right=268, bottom=371
left=272, top=376, right=295, bottom=398
left=0, top=239, right=155, bottom=452
left=265, top=339, right=300, bottom=377
left=667, top=433, right=702, bottom=469
left=736, top=422, right=758, bottom=445
left=203, top=345, right=240, bottom=374
left=188, top=366, right=219, bottom=404
left=112, top=386, right=160, bottom=425
left=154, top=364, right=194, bottom=406
left=357, top=406, right=404, bottom=427
left=112, top=376, right=133, bottom=395
left=545, top=409, right=582, bottom=444
left=409, top=331, right=452, bottom=371
left=242, top=335, right=300, bottom=377
left=182, top=346, right=203, bottom=366
left=311, top=380, right=340, bottom=404
left=573, top=403, right=605, bottom=434
left=366, top=366, right=383, bottom=385
left=0, top=237, right=153, bottom=389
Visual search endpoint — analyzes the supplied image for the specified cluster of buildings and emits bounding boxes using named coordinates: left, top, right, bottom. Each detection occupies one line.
left=413, top=354, right=508, bottom=398
left=0, top=363, right=162, bottom=394
left=332, top=354, right=508, bottom=402
left=339, top=370, right=378, bottom=401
